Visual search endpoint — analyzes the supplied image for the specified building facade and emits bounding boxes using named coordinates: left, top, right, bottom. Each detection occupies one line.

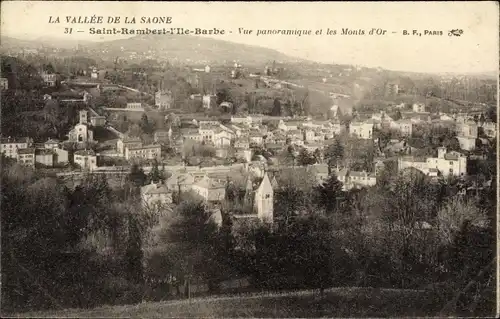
left=125, top=144, right=161, bottom=161
left=1, top=137, right=32, bottom=159
left=349, top=122, right=374, bottom=139
left=74, top=150, right=98, bottom=171
left=155, top=90, right=173, bottom=110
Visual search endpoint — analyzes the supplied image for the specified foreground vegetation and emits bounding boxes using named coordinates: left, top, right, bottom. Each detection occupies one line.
left=12, top=287, right=444, bottom=318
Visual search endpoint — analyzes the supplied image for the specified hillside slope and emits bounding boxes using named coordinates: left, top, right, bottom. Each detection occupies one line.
left=84, top=34, right=309, bottom=65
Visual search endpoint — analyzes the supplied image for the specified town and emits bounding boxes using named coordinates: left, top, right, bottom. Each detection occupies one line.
left=1, top=32, right=497, bottom=317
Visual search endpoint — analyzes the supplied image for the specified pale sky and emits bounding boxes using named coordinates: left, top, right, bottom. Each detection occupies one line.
left=1, top=1, right=498, bottom=73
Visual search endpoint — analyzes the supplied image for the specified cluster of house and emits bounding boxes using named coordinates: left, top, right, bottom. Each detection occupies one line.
left=1, top=137, right=69, bottom=168
left=397, top=146, right=467, bottom=178
left=140, top=168, right=275, bottom=226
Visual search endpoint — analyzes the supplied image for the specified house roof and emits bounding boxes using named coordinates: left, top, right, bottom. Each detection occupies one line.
left=74, top=149, right=96, bottom=156
left=166, top=172, right=195, bottom=186
left=309, top=164, right=329, bottom=174
left=287, top=129, right=302, bottom=135
left=337, top=168, right=349, bottom=177
left=284, top=121, right=302, bottom=127
left=36, top=149, right=55, bottom=156
left=350, top=170, right=376, bottom=178
left=1, top=137, right=30, bottom=144
left=400, top=156, right=426, bottom=163
left=142, top=183, right=171, bottom=195
left=127, top=144, right=161, bottom=151
left=194, top=176, right=225, bottom=190
left=249, top=132, right=264, bottom=138
left=121, top=136, right=142, bottom=143
left=154, top=130, right=169, bottom=135
left=444, top=154, right=460, bottom=161
left=18, top=148, right=36, bottom=155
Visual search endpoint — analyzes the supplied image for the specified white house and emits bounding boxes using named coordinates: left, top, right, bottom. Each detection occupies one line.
left=191, top=176, right=226, bottom=202
left=155, top=90, right=173, bottom=110
left=202, top=94, right=217, bottom=109
left=125, top=144, right=161, bottom=161
left=141, top=181, right=173, bottom=209
left=456, top=121, right=478, bottom=139
left=214, top=129, right=233, bottom=147
left=1, top=137, right=32, bottom=159
left=249, top=132, right=264, bottom=146
left=481, top=122, right=497, bottom=138
left=336, top=168, right=376, bottom=191
left=398, top=147, right=467, bottom=177
left=349, top=121, right=373, bottom=139
left=74, top=149, right=98, bottom=171
left=412, top=103, right=426, bottom=113
left=457, top=136, right=477, bottom=151
left=394, top=120, right=413, bottom=136
left=117, top=137, right=142, bottom=156
left=0, top=77, right=8, bottom=90
left=17, top=148, right=36, bottom=167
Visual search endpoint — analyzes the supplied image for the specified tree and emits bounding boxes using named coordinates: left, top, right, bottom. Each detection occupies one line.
left=158, top=197, right=222, bottom=294
left=148, top=159, right=163, bottom=183
left=126, top=212, right=144, bottom=286
left=393, top=110, right=402, bottom=121
left=313, top=149, right=322, bottom=164
left=325, top=137, right=344, bottom=170
left=165, top=113, right=180, bottom=128
left=127, top=164, right=147, bottom=192
left=297, top=148, right=316, bottom=166
left=443, top=136, right=461, bottom=152
left=271, top=98, right=281, bottom=116
left=126, top=123, right=142, bottom=138
left=437, top=197, right=488, bottom=245
left=485, top=105, right=496, bottom=123
left=140, top=113, right=153, bottom=135
left=313, top=173, right=344, bottom=213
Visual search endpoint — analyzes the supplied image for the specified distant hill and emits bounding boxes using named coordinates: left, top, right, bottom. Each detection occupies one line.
left=0, top=36, right=90, bottom=50
left=83, top=34, right=310, bottom=65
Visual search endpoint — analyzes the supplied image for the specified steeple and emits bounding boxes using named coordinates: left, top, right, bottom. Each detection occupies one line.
left=270, top=175, right=279, bottom=190
left=243, top=176, right=254, bottom=206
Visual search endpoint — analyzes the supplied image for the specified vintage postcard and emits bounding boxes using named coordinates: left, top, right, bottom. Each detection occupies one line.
left=0, top=1, right=498, bottom=318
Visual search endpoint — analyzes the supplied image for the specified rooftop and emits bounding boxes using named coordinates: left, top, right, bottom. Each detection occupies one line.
left=1, top=137, right=30, bottom=144
left=45, top=138, right=60, bottom=144
left=194, top=176, right=225, bottom=190
left=128, top=144, right=161, bottom=151
left=75, top=149, right=96, bottom=156
left=18, top=148, right=35, bottom=155
left=121, top=137, right=142, bottom=143
left=309, top=164, right=329, bottom=174
left=142, top=182, right=170, bottom=195
left=36, top=149, right=55, bottom=156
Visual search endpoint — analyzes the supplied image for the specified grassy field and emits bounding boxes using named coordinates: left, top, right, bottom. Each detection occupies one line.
left=11, top=287, right=441, bottom=318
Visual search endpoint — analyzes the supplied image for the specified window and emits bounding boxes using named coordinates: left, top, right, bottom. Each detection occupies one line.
left=449, top=161, right=453, bottom=165
left=265, top=194, right=270, bottom=199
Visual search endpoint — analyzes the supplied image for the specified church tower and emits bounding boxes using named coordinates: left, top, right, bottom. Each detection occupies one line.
left=243, top=176, right=254, bottom=209
left=79, top=110, right=88, bottom=124
left=254, top=173, right=274, bottom=223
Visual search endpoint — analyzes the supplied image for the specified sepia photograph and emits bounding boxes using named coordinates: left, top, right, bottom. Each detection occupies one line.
left=0, top=1, right=498, bottom=317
